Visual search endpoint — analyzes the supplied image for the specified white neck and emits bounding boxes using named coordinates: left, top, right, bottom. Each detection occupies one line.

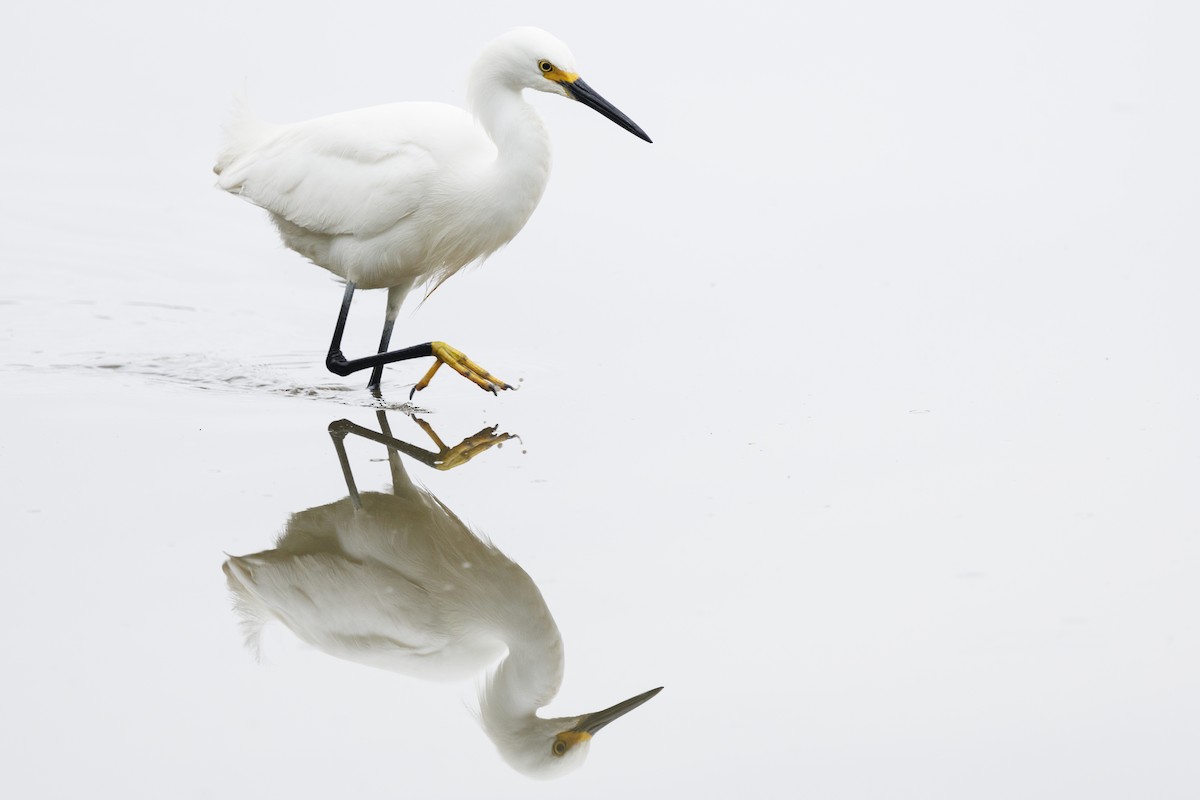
left=478, top=600, right=564, bottom=738
left=467, top=70, right=553, bottom=224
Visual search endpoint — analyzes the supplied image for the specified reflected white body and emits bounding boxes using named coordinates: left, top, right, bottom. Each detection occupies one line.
left=223, top=461, right=587, bottom=777
left=214, top=28, right=577, bottom=308
left=225, top=492, right=556, bottom=681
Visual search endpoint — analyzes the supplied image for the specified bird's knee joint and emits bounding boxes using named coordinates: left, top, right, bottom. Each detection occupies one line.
left=326, top=351, right=353, bottom=376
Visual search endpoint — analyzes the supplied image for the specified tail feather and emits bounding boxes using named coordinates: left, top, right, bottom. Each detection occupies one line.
left=222, top=556, right=271, bottom=661
left=214, top=91, right=275, bottom=182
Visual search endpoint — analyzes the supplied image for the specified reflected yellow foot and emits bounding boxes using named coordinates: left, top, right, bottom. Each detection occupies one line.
left=413, top=418, right=516, bottom=470
left=411, top=341, right=512, bottom=397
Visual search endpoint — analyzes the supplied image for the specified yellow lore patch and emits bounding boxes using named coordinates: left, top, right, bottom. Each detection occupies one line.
left=543, top=66, right=579, bottom=84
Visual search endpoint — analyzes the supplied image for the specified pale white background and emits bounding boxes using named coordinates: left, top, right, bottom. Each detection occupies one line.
left=2, top=1, right=1198, bottom=797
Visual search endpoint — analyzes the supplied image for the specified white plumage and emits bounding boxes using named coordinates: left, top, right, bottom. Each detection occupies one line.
left=215, top=28, right=650, bottom=393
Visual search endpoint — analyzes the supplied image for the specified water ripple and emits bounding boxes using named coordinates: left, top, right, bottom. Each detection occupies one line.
left=34, top=352, right=426, bottom=412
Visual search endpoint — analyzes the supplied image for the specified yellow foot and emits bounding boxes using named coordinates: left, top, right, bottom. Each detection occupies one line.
left=411, top=341, right=512, bottom=397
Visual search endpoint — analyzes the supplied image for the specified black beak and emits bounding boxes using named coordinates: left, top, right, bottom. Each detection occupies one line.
left=571, top=686, right=663, bottom=735
left=566, top=78, right=653, bottom=143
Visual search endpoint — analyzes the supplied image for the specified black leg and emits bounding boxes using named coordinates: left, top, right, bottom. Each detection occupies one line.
left=367, top=317, right=396, bottom=390
left=325, top=282, right=433, bottom=378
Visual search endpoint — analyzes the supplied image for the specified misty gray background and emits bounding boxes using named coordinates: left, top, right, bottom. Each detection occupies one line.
left=2, top=1, right=1198, bottom=797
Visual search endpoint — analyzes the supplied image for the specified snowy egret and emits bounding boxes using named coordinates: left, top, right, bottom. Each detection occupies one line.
left=222, top=412, right=661, bottom=778
left=215, top=27, right=651, bottom=396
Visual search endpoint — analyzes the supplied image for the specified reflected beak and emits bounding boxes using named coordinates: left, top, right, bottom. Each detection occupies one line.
left=566, top=78, right=653, bottom=143
left=572, top=686, right=663, bottom=735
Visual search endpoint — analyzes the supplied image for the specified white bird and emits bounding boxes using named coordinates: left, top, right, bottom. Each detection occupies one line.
left=215, top=27, right=651, bottom=396
left=222, top=414, right=661, bottom=778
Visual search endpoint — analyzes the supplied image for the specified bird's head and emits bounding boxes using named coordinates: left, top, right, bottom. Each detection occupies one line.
left=484, top=686, right=663, bottom=779
left=474, top=27, right=652, bottom=142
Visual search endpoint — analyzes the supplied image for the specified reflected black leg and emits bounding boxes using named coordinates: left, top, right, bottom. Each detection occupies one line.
left=327, top=414, right=514, bottom=472
left=328, top=416, right=445, bottom=467
left=375, top=409, right=406, bottom=489
left=328, top=420, right=363, bottom=510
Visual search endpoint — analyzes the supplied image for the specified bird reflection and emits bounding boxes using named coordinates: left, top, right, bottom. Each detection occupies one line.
left=223, top=411, right=660, bottom=778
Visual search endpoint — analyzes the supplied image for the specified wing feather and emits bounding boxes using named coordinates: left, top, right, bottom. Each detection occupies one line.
left=217, top=102, right=487, bottom=238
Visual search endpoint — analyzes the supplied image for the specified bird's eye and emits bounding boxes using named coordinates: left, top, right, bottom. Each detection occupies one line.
left=538, top=60, right=554, bottom=73
left=552, top=739, right=567, bottom=756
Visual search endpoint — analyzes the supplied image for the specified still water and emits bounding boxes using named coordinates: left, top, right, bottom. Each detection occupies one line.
left=3, top=2, right=1199, bottom=798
